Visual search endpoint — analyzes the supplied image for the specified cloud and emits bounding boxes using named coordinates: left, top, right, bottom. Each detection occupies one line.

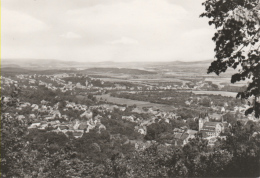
left=179, top=28, right=215, bottom=59
left=61, top=32, right=82, bottom=39
left=108, top=37, right=139, bottom=45
left=1, top=8, right=49, bottom=34
left=1, top=0, right=215, bottom=62
left=64, top=0, right=190, bottom=48
left=66, top=0, right=188, bottom=35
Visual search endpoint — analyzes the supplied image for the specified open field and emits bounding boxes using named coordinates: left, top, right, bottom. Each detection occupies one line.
left=95, top=94, right=176, bottom=112
left=130, top=78, right=184, bottom=82
left=205, top=77, right=247, bottom=87
left=192, top=90, right=237, bottom=97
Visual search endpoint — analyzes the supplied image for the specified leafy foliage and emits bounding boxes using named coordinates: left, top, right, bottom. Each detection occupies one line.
left=201, top=0, right=260, bottom=117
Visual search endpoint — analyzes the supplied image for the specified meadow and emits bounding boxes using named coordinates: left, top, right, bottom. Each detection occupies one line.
left=192, top=90, right=237, bottom=97
left=95, top=94, right=176, bottom=112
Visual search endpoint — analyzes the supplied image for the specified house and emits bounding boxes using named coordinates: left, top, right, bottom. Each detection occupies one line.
left=80, top=110, right=93, bottom=119
left=207, top=137, right=218, bottom=146
left=51, top=110, right=62, bottom=118
left=73, top=120, right=81, bottom=130
left=48, top=120, right=60, bottom=127
left=2, top=97, right=11, bottom=103
left=199, top=116, right=224, bottom=137
left=31, top=104, right=39, bottom=111
left=209, top=113, right=223, bottom=121
left=41, top=100, right=48, bottom=105
left=40, top=105, right=48, bottom=112
left=78, top=123, right=89, bottom=132
left=135, top=125, right=147, bottom=135
left=98, top=124, right=106, bottom=133
left=138, top=128, right=146, bottom=135
left=206, top=136, right=226, bottom=146
left=185, top=100, right=192, bottom=106
left=87, top=120, right=96, bottom=130
left=16, top=115, right=25, bottom=120
left=19, top=102, right=31, bottom=108
left=44, top=115, right=55, bottom=120
left=252, top=131, right=260, bottom=137
left=28, top=122, right=41, bottom=129
left=118, top=106, right=126, bottom=111
left=135, top=141, right=153, bottom=151
left=132, top=107, right=143, bottom=114
left=174, top=132, right=183, bottom=145
left=173, top=128, right=184, bottom=134
left=110, top=134, right=122, bottom=141
left=72, top=132, right=84, bottom=138
left=57, top=125, right=69, bottom=132
left=29, top=114, right=36, bottom=119
left=122, top=116, right=135, bottom=122
left=173, top=128, right=198, bottom=146
left=66, top=103, right=74, bottom=109
left=180, top=133, right=190, bottom=145
left=94, top=114, right=102, bottom=121
left=94, top=117, right=101, bottom=125
left=62, top=115, right=69, bottom=120
left=39, top=123, right=48, bottom=130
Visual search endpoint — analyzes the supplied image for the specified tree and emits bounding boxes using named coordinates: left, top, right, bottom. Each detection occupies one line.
left=1, top=85, right=104, bottom=177
left=1, top=112, right=29, bottom=177
left=201, top=0, right=260, bottom=117
left=214, top=121, right=260, bottom=177
left=187, top=118, right=199, bottom=130
left=223, top=112, right=237, bottom=125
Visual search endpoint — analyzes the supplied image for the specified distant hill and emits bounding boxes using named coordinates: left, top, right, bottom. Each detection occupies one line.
left=1, top=66, right=156, bottom=77
left=1, top=59, right=88, bottom=70
left=1, top=67, right=32, bottom=76
left=1, top=58, right=213, bottom=70
left=1, top=67, right=75, bottom=77
left=80, top=68, right=157, bottom=75
left=154, top=59, right=212, bottom=66
left=1, top=59, right=214, bottom=77
left=1, top=64, right=21, bottom=68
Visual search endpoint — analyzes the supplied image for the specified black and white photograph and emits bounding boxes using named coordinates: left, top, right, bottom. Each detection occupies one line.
left=1, top=0, right=260, bottom=177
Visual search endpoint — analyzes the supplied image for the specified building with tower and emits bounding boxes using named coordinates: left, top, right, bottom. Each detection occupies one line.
left=198, top=113, right=225, bottom=137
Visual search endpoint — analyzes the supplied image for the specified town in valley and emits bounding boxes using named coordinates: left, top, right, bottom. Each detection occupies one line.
left=2, top=0, right=260, bottom=176
left=2, top=59, right=256, bottom=148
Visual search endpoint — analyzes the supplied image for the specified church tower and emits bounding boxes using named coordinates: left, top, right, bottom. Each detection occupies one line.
left=198, top=113, right=209, bottom=131
left=199, top=118, right=204, bottom=131
left=198, top=113, right=204, bottom=131
left=204, top=112, right=209, bottom=122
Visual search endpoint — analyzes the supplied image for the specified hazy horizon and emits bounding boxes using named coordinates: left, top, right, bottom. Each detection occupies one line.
left=2, top=0, right=215, bottom=63
left=1, top=58, right=213, bottom=63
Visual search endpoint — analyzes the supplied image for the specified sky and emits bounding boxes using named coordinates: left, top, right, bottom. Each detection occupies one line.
left=1, top=0, right=216, bottom=62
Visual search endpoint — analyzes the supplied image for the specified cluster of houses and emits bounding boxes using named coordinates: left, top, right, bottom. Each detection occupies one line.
left=184, top=95, right=252, bottom=120
left=173, top=127, right=198, bottom=146
left=1, top=76, right=19, bottom=93
left=27, top=103, right=107, bottom=138
left=2, top=76, right=18, bottom=85
left=15, top=74, right=132, bottom=93
left=17, top=74, right=88, bottom=92
left=13, top=73, right=226, bottom=93
left=2, top=74, right=259, bottom=150
left=28, top=117, right=106, bottom=138
left=6, top=73, right=235, bottom=105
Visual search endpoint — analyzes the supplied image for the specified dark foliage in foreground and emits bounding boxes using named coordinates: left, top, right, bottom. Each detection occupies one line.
left=201, top=0, right=260, bottom=117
